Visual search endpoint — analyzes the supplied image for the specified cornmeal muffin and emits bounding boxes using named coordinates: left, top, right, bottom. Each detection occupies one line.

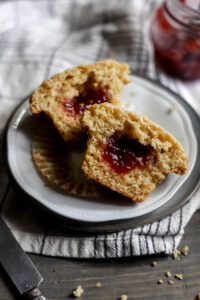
left=30, top=60, right=130, bottom=142
left=81, top=103, right=188, bottom=202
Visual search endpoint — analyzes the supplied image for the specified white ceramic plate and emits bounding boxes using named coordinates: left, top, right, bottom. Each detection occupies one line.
left=5, top=75, right=200, bottom=232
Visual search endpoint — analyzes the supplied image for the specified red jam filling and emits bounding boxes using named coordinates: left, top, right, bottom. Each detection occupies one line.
left=150, top=3, right=200, bottom=80
left=62, top=88, right=110, bottom=117
left=102, top=132, right=155, bottom=174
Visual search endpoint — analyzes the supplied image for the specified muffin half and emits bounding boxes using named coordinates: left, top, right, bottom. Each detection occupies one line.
left=81, top=103, right=188, bottom=202
left=30, top=60, right=130, bottom=143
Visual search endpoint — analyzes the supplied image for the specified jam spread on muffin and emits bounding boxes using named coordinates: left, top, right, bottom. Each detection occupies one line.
left=62, top=88, right=111, bottom=116
left=82, top=103, right=188, bottom=202
left=102, top=132, right=155, bottom=174
left=30, top=60, right=130, bottom=143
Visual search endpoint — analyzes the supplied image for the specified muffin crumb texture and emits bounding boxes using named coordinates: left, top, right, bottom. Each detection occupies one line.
left=82, top=103, right=188, bottom=202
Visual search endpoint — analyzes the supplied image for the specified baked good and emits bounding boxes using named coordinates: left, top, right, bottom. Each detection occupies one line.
left=81, top=103, right=188, bottom=202
left=30, top=60, right=130, bottom=142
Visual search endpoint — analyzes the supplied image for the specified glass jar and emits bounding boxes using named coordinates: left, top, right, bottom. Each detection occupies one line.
left=150, top=0, right=200, bottom=80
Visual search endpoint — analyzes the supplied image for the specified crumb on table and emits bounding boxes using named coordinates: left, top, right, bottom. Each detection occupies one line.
left=121, top=295, right=128, bottom=300
left=73, top=285, right=84, bottom=298
left=175, top=274, right=183, bottom=280
left=181, top=246, right=189, bottom=255
left=168, top=280, right=175, bottom=285
left=158, top=279, right=163, bottom=284
left=94, top=282, right=102, bottom=287
left=173, top=249, right=181, bottom=259
left=166, top=271, right=171, bottom=278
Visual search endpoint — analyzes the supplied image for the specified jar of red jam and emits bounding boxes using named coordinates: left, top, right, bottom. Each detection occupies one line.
left=150, top=0, right=200, bottom=80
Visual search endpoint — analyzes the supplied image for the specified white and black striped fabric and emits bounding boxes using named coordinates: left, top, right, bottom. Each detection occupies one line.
left=0, top=0, right=200, bottom=258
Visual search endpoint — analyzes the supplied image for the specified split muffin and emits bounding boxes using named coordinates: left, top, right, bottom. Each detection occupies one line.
left=81, top=103, right=188, bottom=202
left=30, top=60, right=130, bottom=142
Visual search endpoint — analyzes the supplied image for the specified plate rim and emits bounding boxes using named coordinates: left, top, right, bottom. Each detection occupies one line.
left=4, top=74, right=200, bottom=233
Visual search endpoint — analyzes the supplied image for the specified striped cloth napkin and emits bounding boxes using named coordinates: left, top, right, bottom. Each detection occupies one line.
left=0, top=0, right=200, bottom=258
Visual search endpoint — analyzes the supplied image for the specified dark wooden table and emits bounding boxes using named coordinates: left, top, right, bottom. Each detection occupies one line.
left=0, top=210, right=200, bottom=300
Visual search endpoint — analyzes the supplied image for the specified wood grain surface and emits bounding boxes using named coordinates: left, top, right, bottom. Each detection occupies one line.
left=0, top=210, right=200, bottom=300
